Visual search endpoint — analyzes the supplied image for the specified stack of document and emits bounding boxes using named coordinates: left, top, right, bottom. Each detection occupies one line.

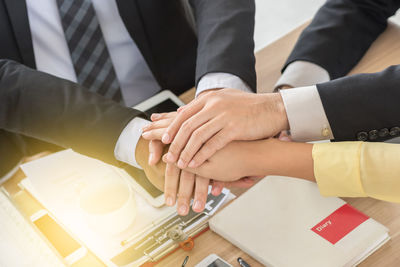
left=210, top=176, right=389, bottom=267
left=19, top=149, right=230, bottom=266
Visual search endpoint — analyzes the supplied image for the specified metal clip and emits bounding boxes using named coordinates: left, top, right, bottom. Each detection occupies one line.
left=166, top=225, right=187, bottom=242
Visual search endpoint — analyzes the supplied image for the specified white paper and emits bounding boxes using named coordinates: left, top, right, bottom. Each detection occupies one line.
left=0, top=190, right=66, bottom=267
left=20, top=149, right=230, bottom=267
left=21, top=149, right=174, bottom=266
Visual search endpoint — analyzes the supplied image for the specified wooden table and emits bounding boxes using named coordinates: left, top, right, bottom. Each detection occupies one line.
left=158, top=22, right=400, bottom=267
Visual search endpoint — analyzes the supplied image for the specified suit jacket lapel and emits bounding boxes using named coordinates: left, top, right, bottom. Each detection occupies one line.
left=116, top=0, right=158, bottom=81
left=4, top=0, right=35, bottom=68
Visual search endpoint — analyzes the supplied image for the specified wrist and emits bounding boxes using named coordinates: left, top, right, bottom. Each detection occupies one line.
left=244, top=139, right=279, bottom=177
left=275, top=93, right=289, bottom=131
left=260, top=139, right=315, bottom=181
left=255, top=138, right=282, bottom=175
left=264, top=93, right=289, bottom=132
left=135, top=137, right=166, bottom=191
left=135, top=137, right=149, bottom=168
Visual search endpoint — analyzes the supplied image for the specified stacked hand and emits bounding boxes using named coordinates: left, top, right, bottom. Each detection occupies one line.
left=141, top=88, right=291, bottom=215
left=141, top=110, right=257, bottom=215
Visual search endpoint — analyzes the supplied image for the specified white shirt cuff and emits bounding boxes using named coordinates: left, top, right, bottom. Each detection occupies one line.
left=114, top=117, right=151, bottom=169
left=275, top=61, right=330, bottom=90
left=280, top=86, right=334, bottom=142
left=196, top=72, right=252, bottom=97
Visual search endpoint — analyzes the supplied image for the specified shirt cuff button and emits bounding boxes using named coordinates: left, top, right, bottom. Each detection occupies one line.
left=368, top=130, right=378, bottom=140
left=389, top=127, right=400, bottom=136
left=378, top=128, right=389, bottom=138
left=357, top=131, right=368, bottom=141
left=321, top=127, right=330, bottom=137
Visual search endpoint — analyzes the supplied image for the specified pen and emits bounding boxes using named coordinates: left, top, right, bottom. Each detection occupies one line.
left=237, top=257, right=251, bottom=267
left=182, top=255, right=189, bottom=267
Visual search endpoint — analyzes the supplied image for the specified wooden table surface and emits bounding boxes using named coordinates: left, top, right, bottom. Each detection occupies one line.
left=159, top=22, right=400, bottom=267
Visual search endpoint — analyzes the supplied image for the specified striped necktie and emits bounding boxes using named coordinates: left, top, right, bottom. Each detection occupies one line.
left=56, top=0, right=122, bottom=102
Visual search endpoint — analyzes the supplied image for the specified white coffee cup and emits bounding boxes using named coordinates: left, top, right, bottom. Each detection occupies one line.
left=79, top=169, right=136, bottom=235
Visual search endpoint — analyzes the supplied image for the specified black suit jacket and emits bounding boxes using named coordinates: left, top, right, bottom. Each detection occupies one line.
left=0, top=60, right=143, bottom=174
left=0, top=0, right=256, bottom=93
left=283, top=0, right=400, bottom=142
left=0, top=0, right=256, bottom=176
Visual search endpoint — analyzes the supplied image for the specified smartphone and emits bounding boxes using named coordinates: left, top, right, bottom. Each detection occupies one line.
left=127, top=90, right=184, bottom=207
left=133, top=90, right=185, bottom=115
left=195, top=254, right=233, bottom=267
left=31, top=210, right=87, bottom=265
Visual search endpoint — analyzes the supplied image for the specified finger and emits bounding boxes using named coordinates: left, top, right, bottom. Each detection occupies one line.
left=211, top=181, right=224, bottom=196
left=192, top=176, right=210, bottom=213
left=177, top=105, right=186, bottom=113
left=148, top=140, right=164, bottom=165
left=224, top=178, right=255, bottom=188
left=178, top=118, right=223, bottom=169
left=189, top=128, right=232, bottom=168
left=141, top=128, right=166, bottom=140
left=150, top=112, right=177, bottom=122
left=142, top=118, right=173, bottom=132
left=278, top=131, right=292, bottom=142
left=164, top=111, right=212, bottom=165
left=164, top=163, right=180, bottom=207
left=183, top=161, right=211, bottom=178
left=177, top=170, right=195, bottom=216
left=161, top=100, right=204, bottom=144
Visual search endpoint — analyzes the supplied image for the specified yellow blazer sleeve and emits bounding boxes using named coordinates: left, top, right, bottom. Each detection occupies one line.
left=312, top=141, right=400, bottom=203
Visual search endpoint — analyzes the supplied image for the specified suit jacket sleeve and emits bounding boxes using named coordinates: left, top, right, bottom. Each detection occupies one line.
left=283, top=0, right=400, bottom=79
left=0, top=60, right=144, bottom=166
left=317, top=65, right=400, bottom=141
left=189, top=0, right=257, bottom=91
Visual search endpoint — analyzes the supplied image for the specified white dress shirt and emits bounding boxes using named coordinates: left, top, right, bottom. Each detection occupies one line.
left=275, top=61, right=334, bottom=141
left=25, top=0, right=249, bottom=169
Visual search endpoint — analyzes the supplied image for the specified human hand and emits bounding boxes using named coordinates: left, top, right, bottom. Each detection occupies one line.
left=158, top=89, right=289, bottom=169
left=142, top=112, right=256, bottom=210
left=278, top=130, right=292, bottom=142
left=277, top=85, right=294, bottom=90
left=164, top=161, right=256, bottom=215
left=138, top=131, right=225, bottom=213
left=181, top=139, right=267, bottom=182
left=141, top=115, right=221, bottom=214
left=209, top=178, right=259, bottom=195
left=164, top=162, right=211, bottom=215
left=142, top=112, right=177, bottom=145
left=185, top=137, right=314, bottom=183
left=135, top=137, right=166, bottom=191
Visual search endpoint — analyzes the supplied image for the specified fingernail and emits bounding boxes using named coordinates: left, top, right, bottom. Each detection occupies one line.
left=177, top=106, right=184, bottom=112
left=162, top=133, right=170, bottom=143
left=148, top=153, right=154, bottom=165
left=212, top=187, right=221, bottom=196
left=142, top=125, right=149, bottom=131
left=193, top=200, right=203, bottom=211
left=178, top=205, right=188, bottom=215
left=177, top=159, right=185, bottom=169
left=151, top=113, right=160, bottom=120
left=188, top=160, right=196, bottom=168
left=166, top=196, right=174, bottom=206
left=280, top=136, right=291, bottom=142
left=142, top=131, right=149, bottom=138
left=165, top=152, right=175, bottom=162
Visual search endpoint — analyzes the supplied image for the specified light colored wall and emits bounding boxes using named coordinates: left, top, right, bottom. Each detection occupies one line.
left=254, top=0, right=400, bottom=52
